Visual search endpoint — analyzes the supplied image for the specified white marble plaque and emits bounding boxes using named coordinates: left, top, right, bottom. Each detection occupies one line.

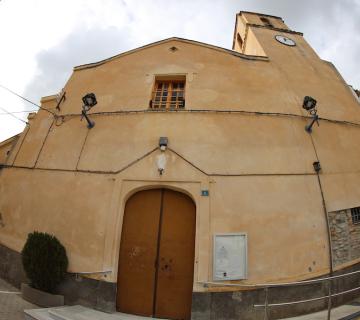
left=213, top=233, right=247, bottom=280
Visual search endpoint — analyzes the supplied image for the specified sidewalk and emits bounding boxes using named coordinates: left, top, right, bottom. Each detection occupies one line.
left=24, top=304, right=360, bottom=320
left=0, top=278, right=38, bottom=320
left=281, top=304, right=360, bottom=319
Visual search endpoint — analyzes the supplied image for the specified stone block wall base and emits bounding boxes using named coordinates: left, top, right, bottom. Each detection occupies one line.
left=0, top=243, right=28, bottom=288
left=21, top=283, right=64, bottom=307
left=2, top=243, right=360, bottom=318
left=192, top=264, right=360, bottom=320
left=57, top=274, right=117, bottom=313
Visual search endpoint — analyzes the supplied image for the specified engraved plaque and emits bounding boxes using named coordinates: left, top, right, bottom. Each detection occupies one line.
left=213, top=233, right=247, bottom=280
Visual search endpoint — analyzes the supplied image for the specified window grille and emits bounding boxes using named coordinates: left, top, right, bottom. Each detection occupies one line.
left=150, top=80, right=185, bottom=110
left=351, top=207, right=360, bottom=224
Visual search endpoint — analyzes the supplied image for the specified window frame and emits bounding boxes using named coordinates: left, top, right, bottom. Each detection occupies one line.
left=351, top=207, right=360, bottom=225
left=150, top=77, right=186, bottom=110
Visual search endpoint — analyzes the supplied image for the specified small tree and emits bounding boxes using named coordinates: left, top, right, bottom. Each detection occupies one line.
left=21, top=231, right=68, bottom=293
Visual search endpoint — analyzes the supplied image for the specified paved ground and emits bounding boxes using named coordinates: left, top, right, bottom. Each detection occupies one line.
left=281, top=304, right=360, bottom=319
left=23, top=304, right=360, bottom=320
left=0, top=278, right=38, bottom=320
left=25, top=305, right=166, bottom=320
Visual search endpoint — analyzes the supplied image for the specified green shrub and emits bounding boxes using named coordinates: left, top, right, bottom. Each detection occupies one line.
left=21, top=231, right=68, bottom=293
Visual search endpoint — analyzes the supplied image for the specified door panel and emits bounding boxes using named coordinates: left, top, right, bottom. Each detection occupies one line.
left=117, top=189, right=162, bottom=316
left=155, top=189, right=196, bottom=320
left=117, top=188, right=196, bottom=320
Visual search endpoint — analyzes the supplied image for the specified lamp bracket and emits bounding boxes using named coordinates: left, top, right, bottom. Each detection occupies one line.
left=81, top=110, right=95, bottom=129
left=305, top=113, right=319, bottom=133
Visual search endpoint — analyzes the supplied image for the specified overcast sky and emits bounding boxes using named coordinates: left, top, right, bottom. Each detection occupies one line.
left=0, top=0, right=359, bottom=141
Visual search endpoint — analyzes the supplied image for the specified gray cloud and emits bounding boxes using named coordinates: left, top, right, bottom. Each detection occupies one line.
left=24, top=25, right=133, bottom=103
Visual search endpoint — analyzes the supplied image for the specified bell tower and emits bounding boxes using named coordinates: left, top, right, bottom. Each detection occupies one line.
left=232, top=11, right=295, bottom=56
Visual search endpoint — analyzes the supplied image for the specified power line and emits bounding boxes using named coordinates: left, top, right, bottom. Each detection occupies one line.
left=0, top=109, right=38, bottom=115
left=0, top=106, right=28, bottom=124
left=0, top=84, right=56, bottom=115
left=0, top=84, right=40, bottom=107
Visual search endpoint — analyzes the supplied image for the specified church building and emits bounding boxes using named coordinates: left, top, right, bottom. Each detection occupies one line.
left=1, top=11, right=360, bottom=320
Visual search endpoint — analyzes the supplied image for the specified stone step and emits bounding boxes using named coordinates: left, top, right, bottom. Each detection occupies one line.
left=25, top=305, right=166, bottom=320
left=24, top=308, right=55, bottom=320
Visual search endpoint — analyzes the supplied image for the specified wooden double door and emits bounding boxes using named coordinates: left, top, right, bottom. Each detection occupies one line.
left=117, top=189, right=196, bottom=320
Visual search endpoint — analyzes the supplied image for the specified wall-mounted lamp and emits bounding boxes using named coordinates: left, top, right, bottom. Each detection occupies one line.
left=313, top=161, right=321, bottom=173
left=81, top=93, right=97, bottom=129
left=303, top=96, right=317, bottom=111
left=303, top=96, right=319, bottom=133
left=159, top=137, right=168, bottom=151
left=82, top=93, right=97, bottom=110
left=157, top=137, right=168, bottom=175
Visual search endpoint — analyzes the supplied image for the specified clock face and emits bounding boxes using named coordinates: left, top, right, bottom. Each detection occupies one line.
left=275, top=35, right=296, bottom=46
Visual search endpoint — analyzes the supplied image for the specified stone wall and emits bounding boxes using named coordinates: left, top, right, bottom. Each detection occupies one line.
left=0, top=243, right=28, bottom=288
left=329, top=209, right=360, bottom=267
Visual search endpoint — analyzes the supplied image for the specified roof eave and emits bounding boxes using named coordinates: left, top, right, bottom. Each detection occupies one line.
left=239, top=11, right=285, bottom=22
left=73, top=37, right=269, bottom=71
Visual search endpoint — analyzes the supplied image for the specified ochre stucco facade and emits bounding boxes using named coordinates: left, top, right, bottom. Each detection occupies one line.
left=1, top=11, right=360, bottom=312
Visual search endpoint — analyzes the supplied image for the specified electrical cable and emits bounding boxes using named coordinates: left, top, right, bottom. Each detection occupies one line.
left=0, top=109, right=38, bottom=115
left=0, top=106, right=28, bottom=124
left=60, top=108, right=360, bottom=129
left=0, top=84, right=358, bottom=130
left=0, top=84, right=56, bottom=115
